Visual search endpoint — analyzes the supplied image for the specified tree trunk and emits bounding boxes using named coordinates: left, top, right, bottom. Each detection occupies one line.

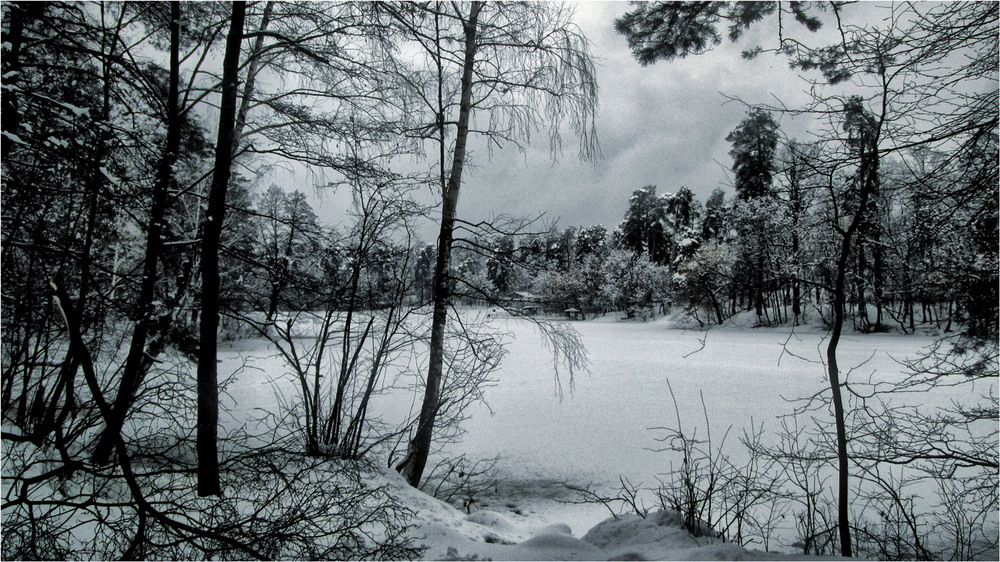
left=196, top=1, right=246, bottom=497
left=42, top=6, right=124, bottom=444
left=92, top=3, right=180, bottom=464
left=827, top=238, right=855, bottom=558
left=246, top=1, right=278, bottom=327
left=706, top=281, right=724, bottom=325
left=396, top=2, right=482, bottom=488
left=232, top=1, right=273, bottom=154
left=791, top=177, right=802, bottom=325
left=754, top=249, right=765, bottom=322
left=266, top=222, right=296, bottom=324
left=855, top=244, right=870, bottom=331
left=873, top=240, right=884, bottom=328
left=826, top=122, right=881, bottom=558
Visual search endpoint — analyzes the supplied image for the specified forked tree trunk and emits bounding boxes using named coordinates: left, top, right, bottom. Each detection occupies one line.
left=92, top=2, right=180, bottom=464
left=196, top=1, right=246, bottom=497
left=396, top=1, right=482, bottom=488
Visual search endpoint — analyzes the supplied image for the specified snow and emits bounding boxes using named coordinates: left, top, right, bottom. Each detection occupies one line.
left=584, top=511, right=764, bottom=561
left=99, top=166, right=122, bottom=187
left=1, top=131, right=27, bottom=146
left=378, top=465, right=797, bottom=560
left=411, top=312, right=979, bottom=556
left=219, top=309, right=988, bottom=560
left=452, top=312, right=949, bottom=479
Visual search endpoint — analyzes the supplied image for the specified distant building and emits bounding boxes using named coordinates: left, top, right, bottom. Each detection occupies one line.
left=500, top=291, right=543, bottom=316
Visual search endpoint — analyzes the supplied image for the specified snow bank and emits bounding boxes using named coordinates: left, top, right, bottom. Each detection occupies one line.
left=378, top=467, right=797, bottom=560
left=583, top=510, right=774, bottom=561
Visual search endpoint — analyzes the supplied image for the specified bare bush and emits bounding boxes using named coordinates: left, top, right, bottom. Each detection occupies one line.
left=2, top=352, right=421, bottom=560
left=651, top=380, right=785, bottom=545
left=421, top=454, right=501, bottom=513
left=564, top=476, right=651, bottom=520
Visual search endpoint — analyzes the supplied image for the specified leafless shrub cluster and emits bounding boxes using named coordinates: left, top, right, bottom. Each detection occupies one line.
left=564, top=476, right=650, bottom=521
left=650, top=381, right=785, bottom=547
left=2, top=349, right=420, bottom=560
left=421, top=454, right=501, bottom=513
left=569, top=348, right=996, bottom=561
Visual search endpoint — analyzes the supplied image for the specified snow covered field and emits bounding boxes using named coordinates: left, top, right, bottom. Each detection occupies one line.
left=445, top=314, right=955, bottom=545
left=219, top=311, right=990, bottom=559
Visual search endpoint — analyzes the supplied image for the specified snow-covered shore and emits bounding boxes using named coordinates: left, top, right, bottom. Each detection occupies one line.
left=374, top=465, right=822, bottom=561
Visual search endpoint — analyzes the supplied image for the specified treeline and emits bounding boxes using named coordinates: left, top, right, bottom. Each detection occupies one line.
left=425, top=105, right=996, bottom=336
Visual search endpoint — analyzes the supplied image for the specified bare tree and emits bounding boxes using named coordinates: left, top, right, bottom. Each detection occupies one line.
left=196, top=0, right=246, bottom=497
left=91, top=1, right=183, bottom=465
left=0, top=1, right=428, bottom=556
left=381, top=0, right=600, bottom=488
left=262, top=169, right=428, bottom=459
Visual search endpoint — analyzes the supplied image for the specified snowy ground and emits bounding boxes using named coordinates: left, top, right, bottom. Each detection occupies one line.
left=445, top=313, right=953, bottom=541
left=220, top=310, right=989, bottom=559
left=372, top=464, right=823, bottom=560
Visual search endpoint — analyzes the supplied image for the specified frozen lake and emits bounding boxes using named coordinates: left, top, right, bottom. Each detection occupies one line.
left=458, top=315, right=938, bottom=477
left=445, top=314, right=954, bottom=534
left=221, top=311, right=991, bottom=547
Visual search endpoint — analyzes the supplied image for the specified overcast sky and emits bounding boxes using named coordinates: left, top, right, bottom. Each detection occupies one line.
left=449, top=0, right=811, bottom=236
left=295, top=1, right=839, bottom=240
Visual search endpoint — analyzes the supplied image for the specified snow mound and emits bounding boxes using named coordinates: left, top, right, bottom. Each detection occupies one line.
left=583, top=510, right=715, bottom=560
left=513, top=533, right=608, bottom=559
left=377, top=464, right=799, bottom=561
left=582, top=510, right=826, bottom=561
left=465, top=510, right=519, bottom=534
left=536, top=522, right=574, bottom=536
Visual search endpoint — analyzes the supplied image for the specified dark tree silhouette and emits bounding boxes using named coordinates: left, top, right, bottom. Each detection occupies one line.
left=196, top=1, right=246, bottom=497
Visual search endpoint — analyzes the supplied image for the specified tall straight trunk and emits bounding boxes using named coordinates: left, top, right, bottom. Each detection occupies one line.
left=873, top=240, right=884, bottom=327
left=266, top=219, right=296, bottom=323
left=241, top=2, right=276, bottom=326
left=397, top=2, right=482, bottom=488
left=754, top=247, right=764, bottom=321
left=232, top=0, right=273, bottom=154
left=790, top=167, right=802, bottom=325
left=92, top=3, right=180, bottom=464
left=791, top=263, right=801, bottom=324
left=855, top=244, right=870, bottom=330
left=196, top=2, right=246, bottom=497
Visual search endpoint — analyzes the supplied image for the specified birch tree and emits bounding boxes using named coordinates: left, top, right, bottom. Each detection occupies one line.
left=382, top=1, right=599, bottom=487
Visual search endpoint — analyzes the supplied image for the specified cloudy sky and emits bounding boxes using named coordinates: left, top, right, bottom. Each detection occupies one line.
left=293, top=1, right=852, bottom=239
left=450, top=0, right=811, bottom=235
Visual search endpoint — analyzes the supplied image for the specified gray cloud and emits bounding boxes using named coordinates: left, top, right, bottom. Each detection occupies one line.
left=295, top=1, right=818, bottom=241
left=456, top=1, right=807, bottom=234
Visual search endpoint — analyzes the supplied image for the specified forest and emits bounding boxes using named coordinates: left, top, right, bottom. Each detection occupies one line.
left=1, top=1, right=997, bottom=560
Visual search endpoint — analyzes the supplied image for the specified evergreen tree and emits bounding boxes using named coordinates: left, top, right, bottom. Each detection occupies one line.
left=618, top=185, right=671, bottom=265
left=727, top=108, right=781, bottom=321
left=726, top=108, right=779, bottom=201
